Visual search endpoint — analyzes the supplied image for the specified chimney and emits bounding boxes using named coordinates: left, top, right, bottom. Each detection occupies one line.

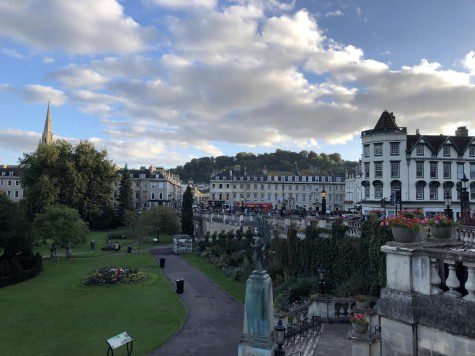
left=455, top=126, right=468, bottom=137
left=416, top=129, right=420, bottom=135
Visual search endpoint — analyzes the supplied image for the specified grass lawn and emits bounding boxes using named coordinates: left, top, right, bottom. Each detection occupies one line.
left=181, top=253, right=246, bottom=304
left=0, top=252, right=186, bottom=355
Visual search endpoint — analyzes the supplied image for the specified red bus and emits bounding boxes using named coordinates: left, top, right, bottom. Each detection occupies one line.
left=234, top=202, right=273, bottom=212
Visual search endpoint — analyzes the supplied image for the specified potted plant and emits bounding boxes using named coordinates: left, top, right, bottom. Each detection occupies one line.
left=354, top=295, right=370, bottom=309
left=350, top=313, right=369, bottom=334
left=381, top=212, right=423, bottom=243
left=422, top=215, right=457, bottom=239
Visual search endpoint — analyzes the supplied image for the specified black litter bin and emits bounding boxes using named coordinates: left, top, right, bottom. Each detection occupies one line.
left=159, top=257, right=166, bottom=268
left=176, top=279, right=185, bottom=294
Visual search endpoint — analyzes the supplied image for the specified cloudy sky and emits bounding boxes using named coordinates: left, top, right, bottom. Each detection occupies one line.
left=0, top=0, right=474, bottom=167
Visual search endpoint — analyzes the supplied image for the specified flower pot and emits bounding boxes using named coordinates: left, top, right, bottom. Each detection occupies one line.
left=391, top=227, right=419, bottom=243
left=352, top=323, right=368, bottom=334
left=430, top=226, right=453, bottom=239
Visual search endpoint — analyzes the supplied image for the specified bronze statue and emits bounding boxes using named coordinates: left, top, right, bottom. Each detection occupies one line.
left=252, top=214, right=271, bottom=271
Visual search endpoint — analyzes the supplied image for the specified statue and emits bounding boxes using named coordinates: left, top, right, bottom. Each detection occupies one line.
left=252, top=214, right=271, bottom=271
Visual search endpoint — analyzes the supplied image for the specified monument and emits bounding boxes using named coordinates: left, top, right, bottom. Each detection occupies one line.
left=238, top=215, right=275, bottom=356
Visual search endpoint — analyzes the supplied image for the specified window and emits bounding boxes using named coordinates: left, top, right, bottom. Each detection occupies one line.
left=416, top=161, right=424, bottom=178
left=365, top=186, right=370, bottom=199
left=416, top=184, right=424, bottom=200
left=471, top=163, right=475, bottom=179
left=374, top=143, right=383, bottom=156
left=364, top=163, right=370, bottom=178
left=151, top=193, right=155, bottom=200
left=443, top=145, right=450, bottom=157
left=470, top=146, right=475, bottom=157
left=471, top=184, right=475, bottom=200
left=417, top=144, right=424, bottom=156
left=430, top=162, right=438, bottom=179
left=364, top=145, right=370, bottom=157
left=443, top=162, right=451, bottom=179
left=226, top=184, right=229, bottom=188
left=429, top=184, right=438, bottom=200
left=9, top=172, right=13, bottom=177
left=391, top=161, right=400, bottom=178
left=15, top=181, right=19, bottom=186
left=160, top=193, right=163, bottom=199
left=7, top=191, right=11, bottom=197
left=443, top=185, right=452, bottom=198
left=14, top=191, right=19, bottom=198
left=129, top=173, right=133, bottom=178
left=374, top=183, right=383, bottom=199
left=0, top=181, right=3, bottom=186
left=139, top=174, right=146, bottom=178
left=457, top=163, right=465, bottom=179
left=212, top=184, right=215, bottom=188
left=1, top=172, right=4, bottom=176
left=390, top=142, right=400, bottom=156
left=8, top=180, right=11, bottom=186
left=374, top=162, right=383, bottom=178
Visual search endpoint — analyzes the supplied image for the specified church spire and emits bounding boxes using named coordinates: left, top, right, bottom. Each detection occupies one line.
left=40, top=98, right=53, bottom=145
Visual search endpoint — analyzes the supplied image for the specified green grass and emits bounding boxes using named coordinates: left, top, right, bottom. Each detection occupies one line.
left=0, top=252, right=186, bottom=355
left=181, top=253, right=246, bottom=304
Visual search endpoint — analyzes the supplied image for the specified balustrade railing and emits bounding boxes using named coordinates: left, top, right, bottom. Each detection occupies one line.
left=455, top=225, right=475, bottom=245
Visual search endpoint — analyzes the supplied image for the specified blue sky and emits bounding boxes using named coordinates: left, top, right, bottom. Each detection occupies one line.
left=0, top=0, right=474, bottom=167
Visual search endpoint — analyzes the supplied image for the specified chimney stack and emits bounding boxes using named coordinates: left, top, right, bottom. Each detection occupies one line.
left=455, top=126, right=468, bottom=137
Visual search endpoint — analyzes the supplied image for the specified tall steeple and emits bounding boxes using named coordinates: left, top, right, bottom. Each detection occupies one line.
left=40, top=98, right=53, bottom=145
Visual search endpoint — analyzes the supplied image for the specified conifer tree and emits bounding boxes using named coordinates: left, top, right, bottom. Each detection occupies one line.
left=117, top=164, right=134, bottom=226
left=181, top=186, right=194, bottom=236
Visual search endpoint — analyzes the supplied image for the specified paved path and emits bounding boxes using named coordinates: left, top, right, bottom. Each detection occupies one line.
left=313, top=323, right=352, bottom=356
left=150, top=248, right=244, bottom=356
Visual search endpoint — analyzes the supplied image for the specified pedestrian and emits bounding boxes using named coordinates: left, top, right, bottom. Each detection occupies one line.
left=114, top=241, right=119, bottom=253
left=90, top=240, right=95, bottom=250
left=50, top=242, right=57, bottom=259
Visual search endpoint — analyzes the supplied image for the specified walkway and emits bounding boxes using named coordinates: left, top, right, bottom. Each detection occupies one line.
left=313, top=323, right=352, bottom=356
left=150, top=248, right=243, bottom=356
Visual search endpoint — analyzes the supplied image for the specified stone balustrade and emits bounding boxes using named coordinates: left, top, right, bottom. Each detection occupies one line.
left=455, top=225, right=475, bottom=245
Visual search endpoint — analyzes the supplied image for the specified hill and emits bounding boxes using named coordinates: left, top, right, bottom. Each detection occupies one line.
left=170, top=149, right=359, bottom=183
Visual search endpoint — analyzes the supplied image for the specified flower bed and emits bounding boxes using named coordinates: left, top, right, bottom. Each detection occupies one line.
left=81, top=267, right=147, bottom=286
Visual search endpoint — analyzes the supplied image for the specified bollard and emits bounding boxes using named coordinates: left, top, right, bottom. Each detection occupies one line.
left=159, top=257, right=166, bottom=268
left=176, top=279, right=185, bottom=294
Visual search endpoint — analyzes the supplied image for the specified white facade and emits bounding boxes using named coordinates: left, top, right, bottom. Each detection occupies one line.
left=0, top=165, right=23, bottom=202
left=208, top=169, right=345, bottom=212
left=360, top=111, right=475, bottom=217
left=344, top=170, right=363, bottom=211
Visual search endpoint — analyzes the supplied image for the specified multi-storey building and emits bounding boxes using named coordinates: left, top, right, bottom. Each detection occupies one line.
left=361, top=111, right=475, bottom=216
left=0, top=165, right=22, bottom=202
left=344, top=169, right=363, bottom=211
left=208, top=168, right=345, bottom=212
left=113, top=166, right=182, bottom=210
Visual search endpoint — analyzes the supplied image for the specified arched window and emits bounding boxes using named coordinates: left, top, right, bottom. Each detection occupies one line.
left=391, top=180, right=401, bottom=200
left=429, top=181, right=440, bottom=200
left=373, top=180, right=383, bottom=199
left=416, top=181, right=427, bottom=200
left=471, top=182, right=475, bottom=201
left=443, top=181, right=454, bottom=198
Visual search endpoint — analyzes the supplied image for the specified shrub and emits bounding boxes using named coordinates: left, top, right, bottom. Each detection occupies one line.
left=288, top=276, right=316, bottom=302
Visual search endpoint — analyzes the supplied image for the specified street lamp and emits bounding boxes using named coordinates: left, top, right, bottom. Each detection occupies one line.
left=321, top=189, right=327, bottom=215
left=274, top=316, right=286, bottom=356
left=317, top=265, right=326, bottom=294
left=459, top=174, right=470, bottom=222
left=444, top=194, right=453, bottom=219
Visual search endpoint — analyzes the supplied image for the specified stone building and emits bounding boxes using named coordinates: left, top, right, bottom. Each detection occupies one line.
left=113, top=166, right=182, bottom=210
left=208, top=168, right=345, bottom=212
left=344, top=169, right=363, bottom=211
left=0, top=165, right=22, bottom=202
left=360, top=111, right=475, bottom=216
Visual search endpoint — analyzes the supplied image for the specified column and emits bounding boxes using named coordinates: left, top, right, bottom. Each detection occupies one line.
left=430, top=258, right=442, bottom=295
left=464, top=263, right=475, bottom=303
left=445, top=260, right=461, bottom=298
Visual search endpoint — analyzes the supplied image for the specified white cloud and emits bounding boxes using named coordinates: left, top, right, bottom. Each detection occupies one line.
left=49, top=65, right=110, bottom=89
left=0, top=0, right=151, bottom=55
left=150, top=0, right=217, bottom=9
left=42, top=56, right=55, bottom=64
left=325, top=10, right=343, bottom=18
left=463, top=50, right=475, bottom=75
left=1, top=47, right=24, bottom=59
left=1, top=84, right=66, bottom=105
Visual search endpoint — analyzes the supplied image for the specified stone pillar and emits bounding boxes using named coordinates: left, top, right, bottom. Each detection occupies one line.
left=445, top=260, right=461, bottom=298
left=464, top=263, right=475, bottom=302
left=238, top=269, right=274, bottom=356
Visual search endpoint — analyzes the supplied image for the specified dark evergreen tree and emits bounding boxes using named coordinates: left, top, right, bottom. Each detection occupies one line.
left=117, top=164, right=134, bottom=226
left=287, top=225, right=299, bottom=276
left=181, top=186, right=194, bottom=236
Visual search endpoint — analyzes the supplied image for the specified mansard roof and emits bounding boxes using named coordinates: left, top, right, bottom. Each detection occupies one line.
left=0, top=165, right=20, bottom=176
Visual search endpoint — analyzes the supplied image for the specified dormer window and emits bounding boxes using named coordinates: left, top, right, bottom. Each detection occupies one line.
left=470, top=146, right=475, bottom=157
left=139, top=174, right=146, bottom=179
left=416, top=144, right=424, bottom=156
left=443, top=145, right=450, bottom=157
left=129, top=174, right=133, bottom=178
left=9, top=172, right=13, bottom=176
left=374, top=143, right=383, bottom=156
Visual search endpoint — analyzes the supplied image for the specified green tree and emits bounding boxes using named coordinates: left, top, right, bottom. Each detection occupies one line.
left=33, top=205, right=89, bottom=247
left=135, top=205, right=179, bottom=237
left=117, top=164, right=134, bottom=226
left=20, top=140, right=116, bottom=227
left=181, top=186, right=194, bottom=236
left=287, top=225, right=299, bottom=276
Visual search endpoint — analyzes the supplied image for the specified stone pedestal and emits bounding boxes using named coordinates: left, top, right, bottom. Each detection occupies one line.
left=238, top=269, right=274, bottom=356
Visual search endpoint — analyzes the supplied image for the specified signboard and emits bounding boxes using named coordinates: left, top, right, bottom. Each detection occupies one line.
left=173, top=234, right=193, bottom=254
left=107, top=332, right=132, bottom=349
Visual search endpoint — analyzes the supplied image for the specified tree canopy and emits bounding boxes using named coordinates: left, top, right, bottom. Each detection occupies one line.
left=117, top=164, right=134, bottom=226
left=131, top=205, right=179, bottom=237
left=170, top=149, right=357, bottom=183
left=19, top=140, right=116, bottom=227
left=181, top=186, right=194, bottom=236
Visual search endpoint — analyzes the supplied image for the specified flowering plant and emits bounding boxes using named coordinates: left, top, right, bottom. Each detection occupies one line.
left=350, top=313, right=368, bottom=326
left=81, top=266, right=146, bottom=286
left=399, top=210, right=424, bottom=219
left=380, top=215, right=422, bottom=231
left=421, top=215, right=457, bottom=227
left=354, top=294, right=370, bottom=303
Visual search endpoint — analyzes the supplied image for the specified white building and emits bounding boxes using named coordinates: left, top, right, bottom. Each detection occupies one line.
left=113, top=166, right=182, bottom=210
left=344, top=169, right=363, bottom=211
left=0, top=165, right=22, bottom=202
left=208, top=168, right=345, bottom=212
left=360, top=111, right=475, bottom=217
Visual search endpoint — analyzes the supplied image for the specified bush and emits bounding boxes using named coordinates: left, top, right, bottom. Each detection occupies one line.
left=288, top=276, right=316, bottom=302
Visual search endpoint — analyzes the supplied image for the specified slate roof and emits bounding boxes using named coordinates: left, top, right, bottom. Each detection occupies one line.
left=406, top=134, right=474, bottom=154
left=373, top=111, right=399, bottom=131
left=0, top=165, right=20, bottom=176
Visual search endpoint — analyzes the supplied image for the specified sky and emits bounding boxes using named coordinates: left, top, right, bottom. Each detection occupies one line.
left=0, top=0, right=474, bottom=168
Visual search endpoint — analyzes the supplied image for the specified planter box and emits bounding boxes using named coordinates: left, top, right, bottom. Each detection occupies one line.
left=430, top=226, right=453, bottom=239
left=391, top=227, right=419, bottom=243
left=352, top=323, right=368, bottom=334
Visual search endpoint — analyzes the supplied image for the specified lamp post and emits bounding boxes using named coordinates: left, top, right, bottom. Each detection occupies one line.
left=444, top=194, right=453, bottom=219
left=317, top=265, right=326, bottom=294
left=321, top=189, right=327, bottom=215
left=274, top=316, right=286, bottom=356
left=459, top=174, right=470, bottom=223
